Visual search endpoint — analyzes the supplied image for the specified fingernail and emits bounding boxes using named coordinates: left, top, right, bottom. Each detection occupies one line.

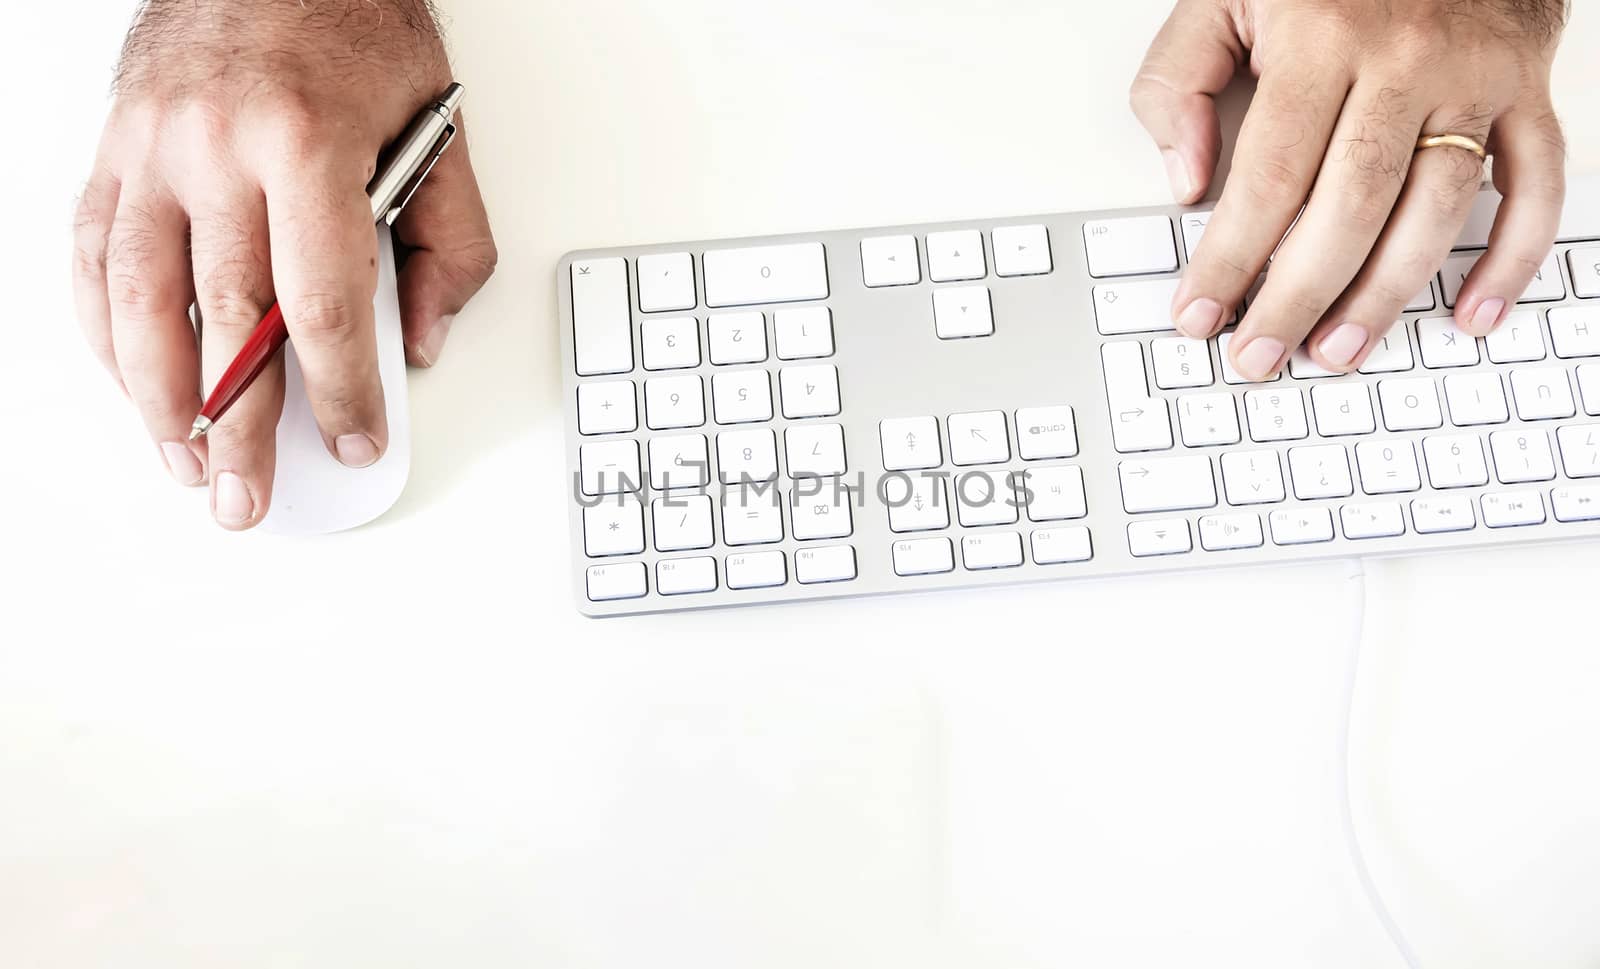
left=1176, top=298, right=1224, bottom=338
left=214, top=472, right=254, bottom=526
left=1235, top=337, right=1286, bottom=381
left=1162, top=149, right=1192, bottom=203
left=335, top=434, right=380, bottom=469
left=414, top=314, right=454, bottom=367
left=1318, top=322, right=1369, bottom=368
left=160, top=441, right=204, bottom=486
left=1468, top=297, right=1506, bottom=335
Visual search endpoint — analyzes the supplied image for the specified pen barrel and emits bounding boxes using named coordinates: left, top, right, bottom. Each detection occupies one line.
left=199, top=303, right=289, bottom=423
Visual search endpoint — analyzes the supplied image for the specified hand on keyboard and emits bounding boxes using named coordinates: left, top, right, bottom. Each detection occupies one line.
left=1131, top=0, right=1568, bottom=381
left=72, top=0, right=496, bottom=528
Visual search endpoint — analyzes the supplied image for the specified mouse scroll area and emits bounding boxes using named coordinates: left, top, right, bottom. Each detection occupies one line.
left=259, top=227, right=411, bottom=535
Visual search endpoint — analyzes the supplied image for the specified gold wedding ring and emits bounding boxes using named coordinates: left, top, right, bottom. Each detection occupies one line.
left=1415, top=133, right=1488, bottom=160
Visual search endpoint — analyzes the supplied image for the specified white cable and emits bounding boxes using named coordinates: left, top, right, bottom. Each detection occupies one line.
left=1336, top=558, right=1423, bottom=969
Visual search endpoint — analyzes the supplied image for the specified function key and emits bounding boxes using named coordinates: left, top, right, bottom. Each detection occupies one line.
left=586, top=562, right=648, bottom=602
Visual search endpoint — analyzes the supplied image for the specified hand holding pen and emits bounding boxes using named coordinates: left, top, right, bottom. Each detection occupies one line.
left=71, top=2, right=497, bottom=529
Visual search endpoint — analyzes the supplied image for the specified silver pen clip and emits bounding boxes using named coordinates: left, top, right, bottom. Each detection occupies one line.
left=384, top=122, right=458, bottom=226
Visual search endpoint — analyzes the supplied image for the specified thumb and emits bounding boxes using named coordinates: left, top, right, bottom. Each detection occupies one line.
left=392, top=114, right=498, bottom=368
left=1129, top=0, right=1242, bottom=204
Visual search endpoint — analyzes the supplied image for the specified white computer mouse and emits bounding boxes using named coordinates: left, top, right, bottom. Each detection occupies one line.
left=259, top=227, right=411, bottom=535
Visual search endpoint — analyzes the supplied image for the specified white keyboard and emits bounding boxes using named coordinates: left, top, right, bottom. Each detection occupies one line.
left=558, top=177, right=1600, bottom=616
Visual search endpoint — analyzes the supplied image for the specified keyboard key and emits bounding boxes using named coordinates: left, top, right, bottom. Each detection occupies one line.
left=712, top=369, right=773, bottom=424
left=1481, top=490, right=1545, bottom=528
left=1441, top=249, right=1564, bottom=307
left=791, top=479, right=854, bottom=540
left=993, top=225, right=1052, bottom=277
left=1569, top=246, right=1600, bottom=298
left=1355, top=439, right=1422, bottom=494
left=1128, top=518, right=1191, bottom=557
left=1580, top=364, right=1600, bottom=414
left=1101, top=342, right=1174, bottom=452
left=1152, top=336, right=1213, bottom=389
left=1359, top=322, right=1415, bottom=374
left=1269, top=507, right=1335, bottom=546
left=1485, top=311, right=1546, bottom=363
left=586, top=562, right=648, bottom=602
left=948, top=411, right=1011, bottom=465
left=786, top=423, right=847, bottom=477
left=1548, top=306, right=1600, bottom=358
left=1341, top=502, right=1406, bottom=540
left=1423, top=435, right=1490, bottom=489
left=1177, top=393, right=1241, bottom=446
left=657, top=556, right=718, bottom=595
left=637, top=252, right=696, bottom=313
left=1179, top=211, right=1210, bottom=260
left=1289, top=444, right=1354, bottom=499
left=583, top=495, right=646, bottom=556
left=795, top=545, right=857, bottom=584
left=1288, top=347, right=1340, bottom=380
left=1490, top=430, right=1556, bottom=483
left=1120, top=455, right=1216, bottom=513
left=645, top=374, right=705, bottom=429
left=1418, top=317, right=1480, bottom=368
left=927, top=229, right=987, bottom=282
left=703, top=242, right=829, bottom=307
left=779, top=364, right=841, bottom=418
left=1083, top=216, right=1178, bottom=277
left=1378, top=378, right=1443, bottom=431
left=1199, top=512, right=1263, bottom=551
left=1220, top=450, right=1286, bottom=505
left=1443, top=372, right=1508, bottom=426
left=721, top=485, right=784, bottom=545
left=1558, top=424, right=1600, bottom=478
left=653, top=494, right=715, bottom=551
left=1015, top=406, right=1079, bottom=459
left=571, top=257, right=633, bottom=376
left=641, top=316, right=700, bottom=370
left=1023, top=465, right=1087, bottom=522
left=726, top=550, right=788, bottom=590
left=1311, top=384, right=1376, bottom=436
left=1510, top=368, right=1576, bottom=420
left=580, top=440, right=641, bottom=496
left=934, top=285, right=995, bottom=339
left=707, top=311, right=767, bottom=365
left=577, top=380, right=638, bottom=434
left=648, top=434, right=709, bottom=490
left=1552, top=485, right=1600, bottom=522
left=881, top=416, right=942, bottom=470
left=1218, top=332, right=1281, bottom=384
left=956, top=470, right=1019, bottom=526
left=1412, top=496, right=1476, bottom=534
left=861, top=235, right=920, bottom=288
left=1092, top=278, right=1181, bottom=335
left=1031, top=527, right=1094, bottom=564
left=886, top=473, right=950, bottom=533
left=774, top=306, right=835, bottom=359
left=1407, top=284, right=1437, bottom=313
left=717, top=428, right=779, bottom=484
left=894, top=537, right=955, bottom=576
left=962, top=532, right=1024, bottom=570
left=1244, top=388, right=1309, bottom=442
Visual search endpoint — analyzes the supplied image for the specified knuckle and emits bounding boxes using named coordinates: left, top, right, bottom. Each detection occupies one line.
left=284, top=291, right=358, bottom=342
left=1245, top=153, right=1308, bottom=209
left=202, top=291, right=268, bottom=333
left=447, top=237, right=500, bottom=289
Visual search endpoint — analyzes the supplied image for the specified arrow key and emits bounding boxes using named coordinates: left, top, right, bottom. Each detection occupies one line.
left=934, top=285, right=995, bottom=339
left=993, top=224, right=1052, bottom=277
left=861, top=235, right=921, bottom=287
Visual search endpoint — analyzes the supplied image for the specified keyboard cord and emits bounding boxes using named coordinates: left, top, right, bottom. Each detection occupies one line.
left=1337, top=558, right=1423, bottom=969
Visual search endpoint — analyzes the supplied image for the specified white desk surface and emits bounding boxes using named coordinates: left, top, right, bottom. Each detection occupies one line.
left=4, top=2, right=1599, bottom=966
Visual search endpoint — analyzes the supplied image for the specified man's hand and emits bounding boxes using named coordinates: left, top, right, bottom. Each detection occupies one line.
left=1132, top=0, right=1567, bottom=380
left=73, top=0, right=497, bottom=528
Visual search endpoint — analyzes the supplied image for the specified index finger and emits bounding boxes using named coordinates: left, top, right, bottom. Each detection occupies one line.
left=262, top=156, right=386, bottom=468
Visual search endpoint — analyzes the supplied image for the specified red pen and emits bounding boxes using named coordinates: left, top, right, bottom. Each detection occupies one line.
left=189, top=84, right=464, bottom=440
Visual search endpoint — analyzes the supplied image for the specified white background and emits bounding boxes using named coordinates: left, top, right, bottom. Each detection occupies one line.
left=4, top=1, right=1599, bottom=967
